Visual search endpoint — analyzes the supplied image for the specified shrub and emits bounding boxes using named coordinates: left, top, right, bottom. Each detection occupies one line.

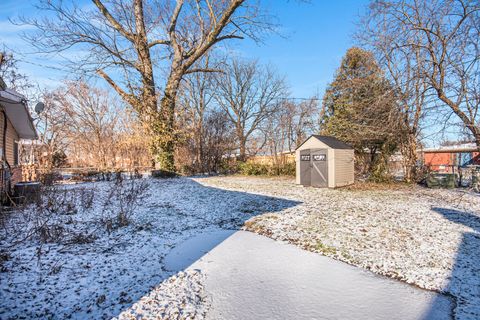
left=237, top=161, right=269, bottom=176
left=367, top=158, right=393, bottom=183
left=151, top=169, right=177, bottom=178
left=235, top=161, right=295, bottom=176
left=100, top=177, right=149, bottom=232
left=277, top=162, right=295, bottom=176
left=39, top=172, right=63, bottom=186
left=2, top=185, right=97, bottom=246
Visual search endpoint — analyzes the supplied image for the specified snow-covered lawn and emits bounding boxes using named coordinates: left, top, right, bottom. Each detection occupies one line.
left=0, top=176, right=478, bottom=319
left=0, top=177, right=296, bottom=319
left=200, top=176, right=480, bottom=320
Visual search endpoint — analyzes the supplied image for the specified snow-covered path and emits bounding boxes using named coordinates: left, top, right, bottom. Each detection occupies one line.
left=167, top=230, right=454, bottom=320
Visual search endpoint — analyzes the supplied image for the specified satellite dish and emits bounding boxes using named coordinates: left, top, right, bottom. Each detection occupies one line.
left=34, top=102, right=45, bottom=114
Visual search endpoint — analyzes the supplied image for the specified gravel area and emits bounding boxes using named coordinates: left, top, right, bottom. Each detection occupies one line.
left=196, top=176, right=480, bottom=320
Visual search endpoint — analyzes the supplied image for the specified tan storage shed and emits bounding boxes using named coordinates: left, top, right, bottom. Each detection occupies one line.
left=296, top=135, right=354, bottom=188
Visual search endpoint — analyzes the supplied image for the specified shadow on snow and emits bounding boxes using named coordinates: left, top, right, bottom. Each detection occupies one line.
left=422, top=207, right=480, bottom=320
left=113, top=177, right=301, bottom=317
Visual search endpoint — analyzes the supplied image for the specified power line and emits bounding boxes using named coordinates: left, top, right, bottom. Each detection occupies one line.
left=274, top=97, right=321, bottom=101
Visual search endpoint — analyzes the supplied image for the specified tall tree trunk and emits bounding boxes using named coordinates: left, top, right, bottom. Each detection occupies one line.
left=236, top=125, right=247, bottom=161
left=195, top=94, right=205, bottom=173
left=196, top=120, right=204, bottom=172
left=239, top=143, right=246, bottom=162
left=153, top=74, right=182, bottom=171
left=402, top=133, right=418, bottom=182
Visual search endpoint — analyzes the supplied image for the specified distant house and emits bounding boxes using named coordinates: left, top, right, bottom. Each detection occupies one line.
left=0, top=77, right=37, bottom=196
left=420, top=143, right=480, bottom=173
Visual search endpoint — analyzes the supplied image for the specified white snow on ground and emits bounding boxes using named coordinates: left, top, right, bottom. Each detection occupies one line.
left=197, top=176, right=480, bottom=320
left=165, top=230, right=453, bottom=320
left=0, top=177, right=295, bottom=319
left=114, top=270, right=209, bottom=320
left=0, top=176, right=478, bottom=319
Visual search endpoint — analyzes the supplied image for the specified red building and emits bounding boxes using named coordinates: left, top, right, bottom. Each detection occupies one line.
left=421, top=143, right=480, bottom=173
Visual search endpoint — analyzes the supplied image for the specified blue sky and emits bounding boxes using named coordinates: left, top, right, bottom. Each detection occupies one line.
left=238, top=0, right=369, bottom=98
left=0, top=0, right=368, bottom=98
left=0, top=1, right=461, bottom=146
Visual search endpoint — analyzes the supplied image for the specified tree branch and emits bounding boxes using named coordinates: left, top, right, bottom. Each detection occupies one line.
left=96, top=69, right=138, bottom=107
left=185, top=68, right=223, bottom=74
left=91, top=0, right=135, bottom=42
left=148, top=39, right=171, bottom=48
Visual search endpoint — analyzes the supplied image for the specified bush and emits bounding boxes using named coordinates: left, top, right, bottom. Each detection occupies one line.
left=366, top=156, right=393, bottom=183
left=39, top=172, right=63, bottom=186
left=237, top=162, right=269, bottom=175
left=151, top=169, right=178, bottom=178
left=68, top=170, right=99, bottom=182
left=367, top=170, right=393, bottom=183
left=236, top=161, right=295, bottom=177
left=100, top=177, right=149, bottom=232
left=3, top=185, right=96, bottom=245
left=426, top=173, right=458, bottom=189
left=278, top=162, right=295, bottom=176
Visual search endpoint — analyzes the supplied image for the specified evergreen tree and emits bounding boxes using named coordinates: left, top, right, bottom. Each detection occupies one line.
left=321, top=47, right=406, bottom=181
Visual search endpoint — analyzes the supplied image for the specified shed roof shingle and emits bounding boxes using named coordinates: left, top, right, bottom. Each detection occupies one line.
left=296, top=135, right=353, bottom=150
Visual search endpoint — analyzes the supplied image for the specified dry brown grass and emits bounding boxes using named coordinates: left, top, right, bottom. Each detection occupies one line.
left=340, top=180, right=416, bottom=191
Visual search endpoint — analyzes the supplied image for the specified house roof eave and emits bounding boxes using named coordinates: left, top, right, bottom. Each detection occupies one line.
left=0, top=89, right=38, bottom=140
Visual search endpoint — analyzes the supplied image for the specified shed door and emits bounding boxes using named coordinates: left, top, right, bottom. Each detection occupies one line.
left=299, top=149, right=311, bottom=186
left=311, top=149, right=328, bottom=187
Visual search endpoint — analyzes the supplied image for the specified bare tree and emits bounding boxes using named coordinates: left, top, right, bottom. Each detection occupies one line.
left=36, top=82, right=152, bottom=171
left=362, top=0, right=480, bottom=151
left=51, top=82, right=121, bottom=170
left=263, top=107, right=288, bottom=173
left=176, top=55, right=235, bottom=173
left=261, top=98, right=318, bottom=173
left=358, top=2, right=432, bottom=181
left=178, top=56, right=216, bottom=172
left=201, top=110, right=235, bottom=172
left=282, top=98, right=319, bottom=151
left=176, top=107, right=234, bottom=173
left=214, top=59, right=287, bottom=161
left=20, top=0, right=272, bottom=171
left=33, top=91, right=71, bottom=173
left=116, top=110, right=152, bottom=169
left=0, top=48, right=31, bottom=94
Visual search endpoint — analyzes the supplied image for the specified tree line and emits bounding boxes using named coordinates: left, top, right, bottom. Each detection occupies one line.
left=322, top=0, right=479, bottom=182
left=2, top=0, right=478, bottom=181
left=2, top=49, right=318, bottom=174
